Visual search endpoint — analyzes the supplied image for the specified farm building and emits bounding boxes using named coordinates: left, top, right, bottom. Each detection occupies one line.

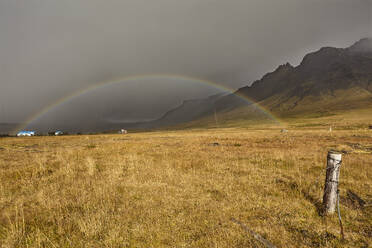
left=119, top=129, right=128, bottom=134
left=17, top=131, right=35, bottom=137
left=55, top=131, right=64, bottom=136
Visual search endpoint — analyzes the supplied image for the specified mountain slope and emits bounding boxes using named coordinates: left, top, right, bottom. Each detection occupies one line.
left=132, top=93, right=225, bottom=129
left=148, top=38, right=372, bottom=128
left=229, top=38, right=372, bottom=112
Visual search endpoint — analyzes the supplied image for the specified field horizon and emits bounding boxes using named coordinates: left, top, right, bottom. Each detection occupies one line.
left=1, top=110, right=371, bottom=247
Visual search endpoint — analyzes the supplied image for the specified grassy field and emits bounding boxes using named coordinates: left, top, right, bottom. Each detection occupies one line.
left=0, top=114, right=372, bottom=247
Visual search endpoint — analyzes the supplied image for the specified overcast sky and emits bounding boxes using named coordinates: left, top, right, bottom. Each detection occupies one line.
left=0, top=0, right=371, bottom=125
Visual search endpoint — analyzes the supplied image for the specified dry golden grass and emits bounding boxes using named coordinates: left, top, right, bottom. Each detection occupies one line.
left=0, top=123, right=371, bottom=247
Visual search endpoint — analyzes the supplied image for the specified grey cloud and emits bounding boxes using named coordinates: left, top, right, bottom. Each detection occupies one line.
left=0, top=0, right=370, bottom=126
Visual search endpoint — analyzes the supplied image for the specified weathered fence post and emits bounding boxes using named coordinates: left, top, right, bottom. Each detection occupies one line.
left=323, top=151, right=342, bottom=215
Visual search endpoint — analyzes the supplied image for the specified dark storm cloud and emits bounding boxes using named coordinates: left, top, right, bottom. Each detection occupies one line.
left=0, top=0, right=370, bottom=124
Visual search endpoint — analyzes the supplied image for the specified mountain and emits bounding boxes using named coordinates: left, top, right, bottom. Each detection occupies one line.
left=221, top=38, right=372, bottom=113
left=145, top=93, right=226, bottom=128
left=145, top=38, right=372, bottom=128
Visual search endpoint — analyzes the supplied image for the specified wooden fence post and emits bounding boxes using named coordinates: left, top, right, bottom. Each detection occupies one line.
left=323, top=151, right=342, bottom=215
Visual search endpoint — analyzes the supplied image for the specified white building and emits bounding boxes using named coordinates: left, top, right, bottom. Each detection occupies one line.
left=17, top=131, right=35, bottom=137
left=119, top=129, right=128, bottom=134
left=55, top=131, right=63, bottom=136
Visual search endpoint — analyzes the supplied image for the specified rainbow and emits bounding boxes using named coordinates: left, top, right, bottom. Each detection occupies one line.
left=15, top=74, right=283, bottom=132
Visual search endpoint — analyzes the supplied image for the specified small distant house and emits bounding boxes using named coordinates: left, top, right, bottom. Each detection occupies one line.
left=17, top=131, right=35, bottom=137
left=119, top=129, right=128, bottom=134
left=55, top=131, right=63, bottom=136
